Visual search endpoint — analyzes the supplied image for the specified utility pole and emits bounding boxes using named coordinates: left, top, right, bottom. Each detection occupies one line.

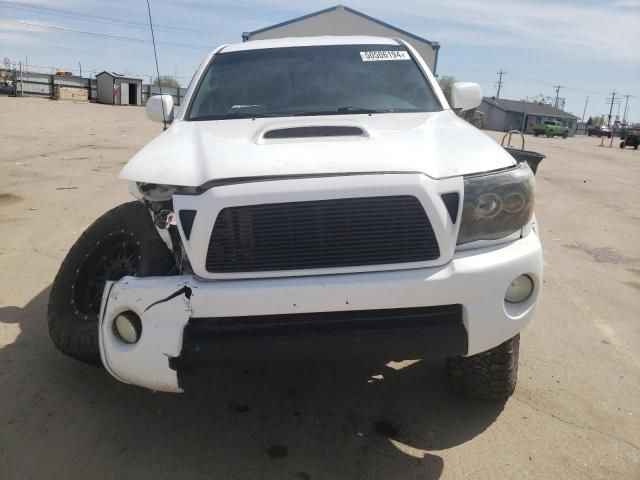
left=581, top=96, right=589, bottom=122
left=19, top=61, right=23, bottom=96
left=496, top=70, right=506, bottom=99
left=78, top=62, right=82, bottom=78
left=553, top=85, right=563, bottom=108
left=622, top=95, right=630, bottom=124
left=606, top=91, right=617, bottom=126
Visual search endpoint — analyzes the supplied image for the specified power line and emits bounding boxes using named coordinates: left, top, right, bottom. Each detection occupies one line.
left=17, top=61, right=191, bottom=81
left=510, top=73, right=609, bottom=96
left=0, top=18, right=213, bottom=50
left=0, top=0, right=228, bottom=38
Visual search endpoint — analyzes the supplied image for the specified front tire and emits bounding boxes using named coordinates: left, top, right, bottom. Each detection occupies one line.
left=48, top=201, right=174, bottom=365
left=446, top=335, right=520, bottom=400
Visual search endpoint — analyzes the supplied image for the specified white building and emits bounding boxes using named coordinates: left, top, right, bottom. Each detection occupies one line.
left=478, top=97, right=580, bottom=136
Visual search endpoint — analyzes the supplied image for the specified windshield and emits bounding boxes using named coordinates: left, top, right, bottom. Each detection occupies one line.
left=187, top=44, right=442, bottom=121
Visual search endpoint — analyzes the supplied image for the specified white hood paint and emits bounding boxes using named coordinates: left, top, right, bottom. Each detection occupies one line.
left=120, top=111, right=516, bottom=187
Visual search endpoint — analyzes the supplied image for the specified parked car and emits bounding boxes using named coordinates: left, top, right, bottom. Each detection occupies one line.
left=0, top=80, right=14, bottom=95
left=619, top=128, right=640, bottom=149
left=587, top=125, right=612, bottom=138
left=532, top=120, right=569, bottom=138
left=48, top=36, right=542, bottom=399
left=613, top=124, right=630, bottom=138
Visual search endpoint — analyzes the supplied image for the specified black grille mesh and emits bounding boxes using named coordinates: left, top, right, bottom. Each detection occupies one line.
left=206, top=195, right=439, bottom=273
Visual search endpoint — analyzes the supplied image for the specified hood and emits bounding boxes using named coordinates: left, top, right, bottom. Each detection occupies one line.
left=120, top=110, right=515, bottom=187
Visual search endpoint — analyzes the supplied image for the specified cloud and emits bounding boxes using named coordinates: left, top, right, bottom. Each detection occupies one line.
left=356, top=0, right=640, bottom=62
left=0, top=18, right=56, bottom=46
left=188, top=0, right=640, bottom=62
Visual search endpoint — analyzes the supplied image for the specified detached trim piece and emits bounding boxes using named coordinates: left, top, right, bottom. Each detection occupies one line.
left=175, top=171, right=426, bottom=194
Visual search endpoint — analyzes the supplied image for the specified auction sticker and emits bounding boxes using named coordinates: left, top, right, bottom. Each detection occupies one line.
left=360, top=50, right=411, bottom=61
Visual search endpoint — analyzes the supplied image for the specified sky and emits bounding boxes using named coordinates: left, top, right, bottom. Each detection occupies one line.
left=1, top=0, right=639, bottom=123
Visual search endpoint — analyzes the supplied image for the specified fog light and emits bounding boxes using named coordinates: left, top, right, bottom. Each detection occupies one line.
left=505, top=275, right=534, bottom=303
left=113, top=311, right=142, bottom=344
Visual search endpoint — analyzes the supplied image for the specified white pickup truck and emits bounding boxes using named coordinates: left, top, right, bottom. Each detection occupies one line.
left=48, top=36, right=542, bottom=398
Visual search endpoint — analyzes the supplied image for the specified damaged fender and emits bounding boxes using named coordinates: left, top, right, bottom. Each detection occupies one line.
left=99, top=277, right=194, bottom=392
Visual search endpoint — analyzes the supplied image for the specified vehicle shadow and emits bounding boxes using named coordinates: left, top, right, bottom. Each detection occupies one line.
left=0, top=287, right=506, bottom=480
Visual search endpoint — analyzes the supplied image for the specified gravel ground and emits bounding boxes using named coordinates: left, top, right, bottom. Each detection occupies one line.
left=1, top=96, right=639, bottom=480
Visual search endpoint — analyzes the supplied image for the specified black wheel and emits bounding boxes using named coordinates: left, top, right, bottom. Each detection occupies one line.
left=588, top=132, right=592, bottom=137
left=48, top=201, right=174, bottom=365
left=635, top=144, right=638, bottom=150
left=562, top=132, right=568, bottom=139
left=546, top=132, right=553, bottom=138
left=620, top=141, right=625, bottom=149
left=534, top=132, right=539, bottom=137
left=446, top=335, right=520, bottom=400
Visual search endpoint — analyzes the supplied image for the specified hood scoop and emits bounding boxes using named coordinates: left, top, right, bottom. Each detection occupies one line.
left=262, top=125, right=366, bottom=140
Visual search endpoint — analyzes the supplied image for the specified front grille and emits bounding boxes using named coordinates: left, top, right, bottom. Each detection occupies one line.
left=185, top=305, right=463, bottom=339
left=206, top=196, right=439, bottom=273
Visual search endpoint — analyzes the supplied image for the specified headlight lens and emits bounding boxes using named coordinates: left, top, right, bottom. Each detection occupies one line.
left=137, top=183, right=177, bottom=201
left=457, top=164, right=535, bottom=245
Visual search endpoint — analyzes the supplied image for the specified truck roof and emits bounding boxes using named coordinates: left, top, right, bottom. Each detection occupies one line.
left=221, top=35, right=400, bottom=53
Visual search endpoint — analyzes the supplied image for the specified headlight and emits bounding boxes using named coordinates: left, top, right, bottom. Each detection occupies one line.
left=137, top=183, right=177, bottom=201
left=457, top=164, right=535, bottom=245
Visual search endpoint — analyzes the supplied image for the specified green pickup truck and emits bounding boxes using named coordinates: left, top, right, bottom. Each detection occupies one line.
left=532, top=120, right=569, bottom=138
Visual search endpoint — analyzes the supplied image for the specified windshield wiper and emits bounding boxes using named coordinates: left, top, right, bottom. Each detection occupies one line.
left=191, top=107, right=395, bottom=121
left=190, top=112, right=281, bottom=121
left=291, top=106, right=395, bottom=117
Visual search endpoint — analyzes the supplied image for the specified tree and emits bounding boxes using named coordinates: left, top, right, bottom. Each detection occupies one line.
left=437, top=75, right=456, bottom=102
left=588, top=115, right=604, bottom=126
left=521, top=93, right=554, bottom=105
left=152, top=76, right=180, bottom=88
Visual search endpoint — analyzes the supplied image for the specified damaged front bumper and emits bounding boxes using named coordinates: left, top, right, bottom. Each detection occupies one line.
left=99, top=233, right=542, bottom=392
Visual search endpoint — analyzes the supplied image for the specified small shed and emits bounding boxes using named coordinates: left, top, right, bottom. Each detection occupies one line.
left=96, top=71, right=142, bottom=106
left=243, top=4, right=440, bottom=73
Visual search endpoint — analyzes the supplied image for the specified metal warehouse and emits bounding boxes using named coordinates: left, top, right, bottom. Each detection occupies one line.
left=479, top=97, right=580, bottom=136
left=243, top=4, right=440, bottom=73
left=96, top=71, right=142, bottom=106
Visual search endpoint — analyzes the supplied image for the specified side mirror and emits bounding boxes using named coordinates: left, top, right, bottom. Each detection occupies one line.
left=146, top=95, right=174, bottom=124
left=450, top=82, right=482, bottom=112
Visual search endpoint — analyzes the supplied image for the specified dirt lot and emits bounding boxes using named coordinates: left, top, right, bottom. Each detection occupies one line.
left=1, top=96, right=639, bottom=480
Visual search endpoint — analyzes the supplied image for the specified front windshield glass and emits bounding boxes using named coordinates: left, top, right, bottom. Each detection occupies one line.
left=187, top=44, right=442, bottom=120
